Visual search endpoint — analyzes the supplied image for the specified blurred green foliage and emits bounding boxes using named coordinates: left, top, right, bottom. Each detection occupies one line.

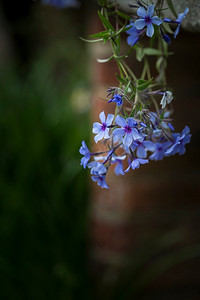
left=0, top=40, right=90, bottom=298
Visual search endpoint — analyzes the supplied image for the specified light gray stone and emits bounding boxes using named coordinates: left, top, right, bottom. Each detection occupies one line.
left=109, top=0, right=200, bottom=32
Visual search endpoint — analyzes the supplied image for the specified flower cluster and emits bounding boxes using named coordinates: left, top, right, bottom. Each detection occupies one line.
left=79, top=1, right=191, bottom=189
left=80, top=89, right=191, bottom=189
left=126, top=4, right=189, bottom=46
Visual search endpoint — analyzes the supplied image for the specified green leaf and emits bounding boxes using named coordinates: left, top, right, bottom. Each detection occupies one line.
left=156, top=56, right=164, bottom=72
left=137, top=79, right=152, bottom=91
left=135, top=46, right=145, bottom=62
left=116, top=10, right=131, bottom=21
left=116, top=25, right=131, bottom=36
left=116, top=74, right=127, bottom=85
left=97, top=11, right=115, bottom=31
left=124, top=110, right=129, bottom=118
left=162, top=22, right=173, bottom=34
left=79, top=36, right=103, bottom=43
left=89, top=30, right=110, bottom=39
left=124, top=80, right=131, bottom=95
left=166, top=0, right=178, bottom=18
left=97, top=55, right=114, bottom=63
left=98, top=0, right=108, bottom=6
left=143, top=48, right=163, bottom=56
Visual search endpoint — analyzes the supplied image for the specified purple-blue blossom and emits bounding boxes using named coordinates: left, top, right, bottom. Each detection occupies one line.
left=165, top=126, right=191, bottom=156
left=131, top=140, right=156, bottom=158
left=93, top=111, right=114, bottom=143
left=41, top=0, right=80, bottom=8
left=91, top=175, right=109, bottom=189
left=134, top=4, right=163, bottom=37
left=113, top=115, right=143, bottom=148
left=87, top=161, right=107, bottom=176
left=111, top=155, right=126, bottom=176
left=125, top=158, right=149, bottom=172
left=88, top=161, right=108, bottom=188
left=108, top=94, right=123, bottom=106
left=79, top=140, right=91, bottom=169
left=126, top=22, right=142, bottom=46
left=149, top=141, right=172, bottom=161
left=163, top=7, right=189, bottom=38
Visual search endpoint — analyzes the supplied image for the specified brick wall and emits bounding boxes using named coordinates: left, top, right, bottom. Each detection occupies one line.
left=87, top=15, right=200, bottom=299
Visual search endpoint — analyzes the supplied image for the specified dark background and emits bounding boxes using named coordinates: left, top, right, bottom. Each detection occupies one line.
left=0, top=0, right=92, bottom=298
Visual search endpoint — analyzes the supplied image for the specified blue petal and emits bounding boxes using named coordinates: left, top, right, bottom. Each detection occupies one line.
left=183, top=134, right=191, bottom=145
left=114, top=162, right=124, bottom=176
left=138, top=158, right=149, bottom=165
left=127, top=35, right=139, bottom=46
left=178, top=144, right=186, bottom=155
left=134, top=19, right=146, bottom=30
left=137, top=7, right=146, bottom=18
left=147, top=4, right=154, bottom=17
left=131, top=159, right=140, bottom=170
left=151, top=16, right=163, bottom=25
left=146, top=23, right=154, bottom=37
left=81, top=156, right=90, bottom=169
left=126, top=25, right=138, bottom=34
left=182, top=125, right=190, bottom=135
left=127, top=117, right=137, bottom=128
left=115, top=115, right=127, bottom=127
left=132, top=128, right=143, bottom=141
left=177, top=7, right=189, bottom=22
left=98, top=164, right=107, bottom=175
left=106, top=113, right=114, bottom=126
left=113, top=128, right=125, bottom=138
left=99, top=111, right=106, bottom=123
left=136, top=145, right=147, bottom=158
left=143, top=141, right=156, bottom=152
left=163, top=18, right=172, bottom=23
left=94, top=130, right=104, bottom=143
left=163, top=34, right=171, bottom=44
left=91, top=176, right=99, bottom=182
left=103, top=128, right=110, bottom=140
left=92, top=122, right=102, bottom=134
left=123, top=133, right=133, bottom=147
left=174, top=24, right=180, bottom=38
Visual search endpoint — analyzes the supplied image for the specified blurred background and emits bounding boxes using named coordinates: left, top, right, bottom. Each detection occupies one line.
left=0, top=0, right=200, bottom=299
left=0, top=0, right=91, bottom=298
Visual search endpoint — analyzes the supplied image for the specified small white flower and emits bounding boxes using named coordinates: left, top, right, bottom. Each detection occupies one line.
left=160, top=91, right=173, bottom=109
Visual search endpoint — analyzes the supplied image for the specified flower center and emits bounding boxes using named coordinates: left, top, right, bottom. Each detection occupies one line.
left=145, top=16, right=152, bottom=24
left=101, top=123, right=107, bottom=131
left=124, top=125, right=132, bottom=133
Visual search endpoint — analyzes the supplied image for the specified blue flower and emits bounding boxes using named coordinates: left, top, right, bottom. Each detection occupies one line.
left=92, top=111, right=114, bottom=143
left=163, top=7, right=189, bottom=38
left=87, top=161, right=107, bottom=176
left=165, top=126, right=191, bottom=156
left=174, top=7, right=189, bottom=38
left=111, top=155, right=126, bottom=176
left=162, top=34, right=171, bottom=44
left=126, top=22, right=142, bottom=46
left=91, top=175, right=109, bottom=189
left=108, top=94, right=123, bottom=106
left=131, top=140, right=156, bottom=158
left=113, top=115, right=143, bottom=148
left=79, top=140, right=91, bottom=169
left=125, top=158, right=149, bottom=172
left=149, top=141, right=172, bottom=161
left=41, top=0, right=80, bottom=8
left=134, top=4, right=163, bottom=37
